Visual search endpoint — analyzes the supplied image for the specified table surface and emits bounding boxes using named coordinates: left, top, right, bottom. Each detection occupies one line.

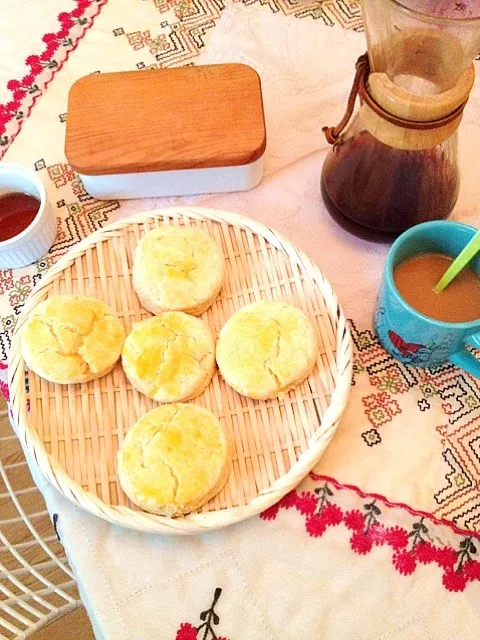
left=2, top=1, right=480, bottom=638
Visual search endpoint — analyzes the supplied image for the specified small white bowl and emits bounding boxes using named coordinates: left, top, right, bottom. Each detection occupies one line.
left=0, top=164, right=57, bottom=269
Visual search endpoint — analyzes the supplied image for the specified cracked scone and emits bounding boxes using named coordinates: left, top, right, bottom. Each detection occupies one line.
left=133, top=226, right=225, bottom=316
left=21, top=295, right=125, bottom=384
left=216, top=301, right=318, bottom=400
left=122, top=312, right=215, bottom=403
left=117, top=403, right=231, bottom=516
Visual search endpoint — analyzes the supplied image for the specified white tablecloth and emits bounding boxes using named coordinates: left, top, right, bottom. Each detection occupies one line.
left=3, top=1, right=480, bottom=637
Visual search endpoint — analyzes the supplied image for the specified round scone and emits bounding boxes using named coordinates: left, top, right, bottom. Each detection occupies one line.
left=216, top=301, right=318, bottom=400
left=133, top=226, right=225, bottom=316
left=21, top=295, right=125, bottom=384
left=122, top=312, right=215, bottom=403
left=118, top=403, right=231, bottom=516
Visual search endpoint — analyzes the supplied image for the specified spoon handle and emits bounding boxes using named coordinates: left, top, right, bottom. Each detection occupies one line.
left=434, top=230, right=480, bottom=293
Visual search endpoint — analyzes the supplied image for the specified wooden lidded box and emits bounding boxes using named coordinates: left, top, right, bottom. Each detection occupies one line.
left=65, top=64, right=267, bottom=200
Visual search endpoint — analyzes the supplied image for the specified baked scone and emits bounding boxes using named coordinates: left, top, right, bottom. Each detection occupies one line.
left=216, top=301, right=318, bottom=400
left=21, top=295, right=125, bottom=384
left=132, top=226, right=225, bottom=316
left=122, top=312, right=215, bottom=403
left=117, top=403, right=231, bottom=516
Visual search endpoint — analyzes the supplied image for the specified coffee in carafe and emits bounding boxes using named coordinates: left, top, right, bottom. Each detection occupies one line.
left=321, top=0, right=480, bottom=242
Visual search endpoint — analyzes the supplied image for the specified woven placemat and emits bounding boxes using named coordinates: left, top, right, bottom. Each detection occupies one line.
left=10, top=207, right=352, bottom=534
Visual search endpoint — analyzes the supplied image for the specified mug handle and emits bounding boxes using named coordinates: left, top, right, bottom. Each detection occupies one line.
left=449, top=333, right=480, bottom=378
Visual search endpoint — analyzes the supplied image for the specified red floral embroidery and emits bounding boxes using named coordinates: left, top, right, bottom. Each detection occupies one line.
left=442, top=570, right=467, bottom=592
left=260, top=503, right=280, bottom=521
left=260, top=476, right=480, bottom=593
left=344, top=509, right=365, bottom=531
left=176, top=623, right=197, bottom=640
left=435, top=546, right=457, bottom=570
left=464, top=560, right=480, bottom=581
left=175, top=588, right=230, bottom=640
left=279, top=490, right=298, bottom=509
left=350, top=530, right=373, bottom=555
left=392, top=550, right=417, bottom=575
left=385, top=526, right=409, bottom=550
left=0, top=379, right=10, bottom=403
left=415, top=541, right=437, bottom=564
left=0, top=362, right=9, bottom=402
left=322, top=503, right=343, bottom=525
left=0, top=1, right=106, bottom=155
left=295, top=491, right=317, bottom=516
left=305, top=514, right=327, bottom=537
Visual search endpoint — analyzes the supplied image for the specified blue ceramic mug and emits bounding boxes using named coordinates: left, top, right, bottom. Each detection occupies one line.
left=375, top=221, right=480, bottom=376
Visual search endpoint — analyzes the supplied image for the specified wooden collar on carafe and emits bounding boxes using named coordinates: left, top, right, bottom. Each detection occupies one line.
left=324, top=51, right=475, bottom=151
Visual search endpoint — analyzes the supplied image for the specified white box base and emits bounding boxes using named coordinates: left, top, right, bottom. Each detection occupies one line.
left=80, top=155, right=264, bottom=200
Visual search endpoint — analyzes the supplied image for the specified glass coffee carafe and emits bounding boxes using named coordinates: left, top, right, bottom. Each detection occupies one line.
left=321, top=0, right=480, bottom=241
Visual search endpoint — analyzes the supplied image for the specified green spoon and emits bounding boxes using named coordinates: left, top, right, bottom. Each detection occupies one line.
left=434, top=229, right=480, bottom=293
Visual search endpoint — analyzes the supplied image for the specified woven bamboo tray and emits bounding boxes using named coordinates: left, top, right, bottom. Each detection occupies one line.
left=9, top=207, right=352, bottom=535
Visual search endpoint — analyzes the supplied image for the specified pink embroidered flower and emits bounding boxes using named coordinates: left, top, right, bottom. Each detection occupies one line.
left=260, top=504, right=279, bottom=521
left=42, top=33, right=57, bottom=43
left=414, top=541, right=437, bottom=564
left=442, top=570, right=467, bottom=592
left=21, top=73, right=35, bottom=86
left=350, top=531, right=373, bottom=555
left=279, top=491, right=297, bottom=509
left=295, top=491, right=317, bottom=516
left=392, top=550, right=416, bottom=575
left=368, top=523, right=387, bottom=546
left=344, top=510, right=365, bottom=531
left=321, top=503, right=343, bottom=526
left=58, top=12, right=74, bottom=26
left=175, top=623, right=197, bottom=640
left=463, top=561, right=480, bottom=582
left=25, top=55, right=41, bottom=70
left=0, top=380, right=9, bottom=402
left=44, top=42, right=59, bottom=58
left=435, top=546, right=457, bottom=570
left=385, top=526, right=409, bottom=550
left=305, top=515, right=327, bottom=538
left=7, top=80, right=21, bottom=91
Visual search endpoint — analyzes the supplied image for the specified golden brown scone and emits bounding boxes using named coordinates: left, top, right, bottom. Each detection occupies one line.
left=216, top=301, right=318, bottom=400
left=21, top=295, right=125, bottom=384
left=117, top=403, right=231, bottom=516
left=122, top=312, right=215, bottom=403
left=132, top=226, right=225, bottom=316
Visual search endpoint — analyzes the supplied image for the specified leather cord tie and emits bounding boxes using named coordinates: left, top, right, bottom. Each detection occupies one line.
left=322, top=53, right=468, bottom=145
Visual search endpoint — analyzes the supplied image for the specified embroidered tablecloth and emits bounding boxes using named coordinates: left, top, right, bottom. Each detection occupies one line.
left=2, top=1, right=480, bottom=637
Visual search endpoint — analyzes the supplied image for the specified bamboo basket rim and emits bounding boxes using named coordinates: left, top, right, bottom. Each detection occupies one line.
left=8, top=207, right=353, bottom=535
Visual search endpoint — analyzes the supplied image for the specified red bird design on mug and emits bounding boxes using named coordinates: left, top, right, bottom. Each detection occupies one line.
left=388, top=330, right=425, bottom=357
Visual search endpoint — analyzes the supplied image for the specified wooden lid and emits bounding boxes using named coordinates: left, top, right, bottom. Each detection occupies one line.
left=65, top=64, right=266, bottom=176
